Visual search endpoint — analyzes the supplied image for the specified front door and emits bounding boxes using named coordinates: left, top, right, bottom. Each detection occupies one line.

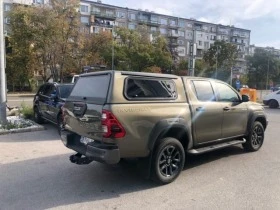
left=214, top=82, right=248, bottom=138
left=190, top=80, right=223, bottom=144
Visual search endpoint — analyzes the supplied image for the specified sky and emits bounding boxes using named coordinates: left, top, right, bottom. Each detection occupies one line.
left=101, top=0, right=280, bottom=48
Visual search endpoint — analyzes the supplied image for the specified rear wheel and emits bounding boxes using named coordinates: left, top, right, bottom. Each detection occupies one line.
left=269, top=100, right=279, bottom=108
left=151, top=137, right=185, bottom=184
left=34, top=107, right=44, bottom=124
left=243, top=121, right=264, bottom=152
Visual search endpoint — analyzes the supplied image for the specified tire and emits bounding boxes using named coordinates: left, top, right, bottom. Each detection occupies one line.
left=34, top=107, right=44, bottom=124
left=243, top=121, right=265, bottom=152
left=151, top=137, right=185, bottom=185
left=269, top=100, right=279, bottom=109
left=57, top=113, right=63, bottom=135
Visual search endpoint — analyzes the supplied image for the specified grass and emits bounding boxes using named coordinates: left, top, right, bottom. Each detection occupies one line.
left=20, top=103, right=34, bottom=120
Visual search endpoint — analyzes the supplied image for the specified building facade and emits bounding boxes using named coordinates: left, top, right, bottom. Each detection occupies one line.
left=249, top=45, right=280, bottom=59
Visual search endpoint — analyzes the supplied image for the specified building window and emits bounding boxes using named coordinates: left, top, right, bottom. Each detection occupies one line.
left=170, top=19, right=176, bottom=26
left=116, top=22, right=126, bottom=27
left=210, top=27, right=216, bottom=32
left=151, top=26, right=157, bottom=32
left=206, top=35, right=209, bottom=40
left=204, top=42, right=209, bottom=49
left=33, top=0, right=44, bottom=4
left=178, top=30, right=185, bottom=37
left=92, top=7, right=100, bottom=13
left=197, top=33, right=203, bottom=38
left=128, top=23, right=136, bottom=30
left=94, top=27, right=101, bottom=33
left=211, top=35, right=216, bottom=40
left=160, top=19, right=167, bottom=25
left=4, top=17, right=10, bottom=24
left=81, top=16, right=89, bottom=24
left=179, top=21, right=185, bottom=27
left=129, top=13, right=136, bottom=20
left=117, top=11, right=126, bottom=18
left=203, top=26, right=208, bottom=31
left=4, top=4, right=11, bottom=11
left=106, top=10, right=114, bottom=16
left=80, top=5, right=89, bottom=13
left=151, top=15, right=158, bottom=23
left=160, top=28, right=167, bottom=34
left=199, top=41, right=202, bottom=46
left=178, top=40, right=184, bottom=45
left=187, top=23, right=192, bottom=28
left=177, top=47, right=186, bottom=56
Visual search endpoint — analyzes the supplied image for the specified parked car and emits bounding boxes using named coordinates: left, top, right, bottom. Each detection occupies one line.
left=263, top=90, right=280, bottom=108
left=60, top=71, right=267, bottom=184
left=33, top=83, right=74, bottom=133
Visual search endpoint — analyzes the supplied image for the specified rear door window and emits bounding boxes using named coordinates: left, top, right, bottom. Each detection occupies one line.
left=125, top=78, right=177, bottom=100
left=42, top=84, right=55, bottom=97
left=69, top=74, right=111, bottom=104
left=191, top=80, right=216, bottom=101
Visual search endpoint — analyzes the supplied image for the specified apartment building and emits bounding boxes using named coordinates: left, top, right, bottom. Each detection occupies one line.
left=249, top=45, right=280, bottom=59
left=3, top=0, right=49, bottom=35
left=78, top=0, right=251, bottom=73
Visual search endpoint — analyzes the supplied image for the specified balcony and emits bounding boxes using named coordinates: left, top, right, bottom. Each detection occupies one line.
left=138, top=19, right=160, bottom=26
left=169, top=41, right=179, bottom=46
left=92, top=22, right=113, bottom=28
left=168, top=32, right=179, bottom=38
left=91, top=11, right=116, bottom=20
left=168, top=23, right=179, bottom=29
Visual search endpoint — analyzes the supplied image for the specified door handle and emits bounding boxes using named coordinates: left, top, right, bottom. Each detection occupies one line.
left=223, top=107, right=231, bottom=111
left=196, top=107, right=205, bottom=112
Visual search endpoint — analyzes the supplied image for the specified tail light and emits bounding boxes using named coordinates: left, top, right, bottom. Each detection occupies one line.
left=102, top=110, right=126, bottom=138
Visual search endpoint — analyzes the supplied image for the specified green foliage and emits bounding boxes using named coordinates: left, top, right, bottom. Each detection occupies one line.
left=112, top=27, right=172, bottom=72
left=203, top=41, right=238, bottom=79
left=246, top=48, right=280, bottom=89
left=20, top=103, right=34, bottom=119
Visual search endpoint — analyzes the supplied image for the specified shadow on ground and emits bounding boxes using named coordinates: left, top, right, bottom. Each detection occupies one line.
left=0, top=145, right=246, bottom=209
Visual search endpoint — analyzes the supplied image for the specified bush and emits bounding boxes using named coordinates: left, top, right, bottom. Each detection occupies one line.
left=21, top=103, right=34, bottom=120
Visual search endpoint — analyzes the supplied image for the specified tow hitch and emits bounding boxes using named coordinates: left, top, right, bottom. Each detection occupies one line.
left=69, top=153, right=93, bottom=165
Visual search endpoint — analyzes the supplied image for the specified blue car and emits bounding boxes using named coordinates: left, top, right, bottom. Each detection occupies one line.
left=33, top=83, right=74, bottom=133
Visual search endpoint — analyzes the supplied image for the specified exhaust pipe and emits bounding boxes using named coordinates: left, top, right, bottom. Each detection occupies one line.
left=69, top=153, right=93, bottom=165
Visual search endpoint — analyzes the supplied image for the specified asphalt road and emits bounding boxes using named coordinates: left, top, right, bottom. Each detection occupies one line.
left=0, top=108, right=279, bottom=210
left=7, top=95, right=34, bottom=107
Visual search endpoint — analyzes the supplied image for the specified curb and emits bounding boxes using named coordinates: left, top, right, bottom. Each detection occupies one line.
left=0, top=123, right=45, bottom=135
left=7, top=94, right=35, bottom=97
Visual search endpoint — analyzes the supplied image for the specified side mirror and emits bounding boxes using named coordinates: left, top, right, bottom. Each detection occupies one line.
left=242, top=95, right=250, bottom=102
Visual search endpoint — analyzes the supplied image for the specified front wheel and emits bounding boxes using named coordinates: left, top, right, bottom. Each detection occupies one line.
left=151, top=137, right=185, bottom=184
left=34, top=107, right=44, bottom=124
left=269, top=100, right=279, bottom=109
left=243, top=121, right=265, bottom=152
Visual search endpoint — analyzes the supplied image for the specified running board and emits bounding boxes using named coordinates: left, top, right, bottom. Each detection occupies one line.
left=188, top=138, right=246, bottom=155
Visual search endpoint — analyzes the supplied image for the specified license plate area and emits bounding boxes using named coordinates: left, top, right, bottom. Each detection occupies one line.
left=80, top=136, right=95, bottom=145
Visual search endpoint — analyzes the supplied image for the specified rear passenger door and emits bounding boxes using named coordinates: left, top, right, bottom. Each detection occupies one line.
left=190, top=80, right=223, bottom=144
left=213, top=82, right=248, bottom=138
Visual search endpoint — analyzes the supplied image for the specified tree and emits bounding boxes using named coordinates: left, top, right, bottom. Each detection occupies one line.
left=246, top=48, right=280, bottom=89
left=112, top=27, right=172, bottom=72
left=203, top=41, right=238, bottom=80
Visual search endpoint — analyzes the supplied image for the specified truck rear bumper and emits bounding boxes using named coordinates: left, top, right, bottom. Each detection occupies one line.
left=61, top=130, right=120, bottom=164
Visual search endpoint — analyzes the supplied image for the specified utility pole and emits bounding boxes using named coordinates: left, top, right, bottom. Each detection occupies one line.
left=266, top=58, right=270, bottom=90
left=215, top=46, right=220, bottom=79
left=188, top=29, right=196, bottom=76
left=0, top=0, right=7, bottom=123
left=111, top=22, right=115, bottom=70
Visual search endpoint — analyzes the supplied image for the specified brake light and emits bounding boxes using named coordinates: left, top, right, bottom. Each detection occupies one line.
left=102, top=110, right=126, bottom=138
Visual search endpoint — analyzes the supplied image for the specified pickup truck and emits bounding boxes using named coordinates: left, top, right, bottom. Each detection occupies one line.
left=60, top=71, right=267, bottom=184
